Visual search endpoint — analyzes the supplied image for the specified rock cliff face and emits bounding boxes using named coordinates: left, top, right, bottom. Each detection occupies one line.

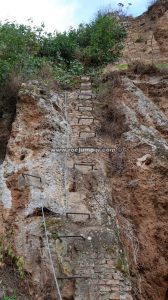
left=0, top=3, right=168, bottom=296
left=0, top=68, right=168, bottom=300
left=154, top=10, right=168, bottom=53
left=0, top=79, right=133, bottom=299
left=0, top=82, right=18, bottom=164
left=95, top=69, right=168, bottom=300
left=122, top=0, right=168, bottom=63
left=0, top=81, right=69, bottom=298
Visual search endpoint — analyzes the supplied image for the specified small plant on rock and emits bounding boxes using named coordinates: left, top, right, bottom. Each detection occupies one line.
left=3, top=296, right=16, bottom=300
left=116, top=257, right=129, bottom=277
left=0, top=234, right=25, bottom=278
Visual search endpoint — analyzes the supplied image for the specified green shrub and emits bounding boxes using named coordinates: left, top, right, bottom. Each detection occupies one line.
left=40, top=31, right=77, bottom=66
left=39, top=12, right=126, bottom=67
left=3, top=296, right=16, bottom=300
left=83, top=12, right=126, bottom=65
left=0, top=21, right=43, bottom=83
left=0, top=9, right=126, bottom=86
left=116, top=257, right=129, bottom=276
left=68, top=60, right=84, bottom=75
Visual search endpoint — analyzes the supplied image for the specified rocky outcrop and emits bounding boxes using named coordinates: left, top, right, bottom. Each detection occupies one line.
left=0, top=81, right=69, bottom=298
left=0, top=81, right=18, bottom=164
left=95, top=71, right=168, bottom=300
left=0, top=79, right=133, bottom=299
left=0, top=58, right=168, bottom=300
left=147, top=0, right=168, bottom=20
left=154, top=11, right=168, bottom=54
left=121, top=0, right=168, bottom=63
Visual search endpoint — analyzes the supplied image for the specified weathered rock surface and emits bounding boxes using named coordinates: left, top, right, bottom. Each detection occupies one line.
left=154, top=10, right=168, bottom=53
left=0, top=20, right=168, bottom=297
left=0, top=79, right=133, bottom=299
left=0, top=81, right=70, bottom=298
left=95, top=71, right=168, bottom=300
left=121, top=0, right=168, bottom=63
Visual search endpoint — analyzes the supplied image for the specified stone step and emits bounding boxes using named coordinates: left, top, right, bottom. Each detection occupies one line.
left=78, top=117, right=94, bottom=125
left=75, top=278, right=95, bottom=300
left=81, top=83, right=92, bottom=89
left=81, top=76, right=90, bottom=82
left=79, top=131, right=96, bottom=139
left=80, top=90, right=92, bottom=95
left=78, top=106, right=93, bottom=112
left=78, top=94, right=92, bottom=100
left=77, top=100, right=93, bottom=107
left=74, top=163, right=94, bottom=173
left=68, top=113, right=82, bottom=117
left=66, top=211, right=91, bottom=222
left=71, top=118, right=94, bottom=126
left=69, top=191, right=85, bottom=201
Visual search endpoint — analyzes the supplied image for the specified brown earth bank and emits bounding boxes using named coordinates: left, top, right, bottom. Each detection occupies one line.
left=121, top=0, right=168, bottom=63
left=94, top=65, right=168, bottom=300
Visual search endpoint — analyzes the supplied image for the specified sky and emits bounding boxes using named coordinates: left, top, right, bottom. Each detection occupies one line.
left=0, top=0, right=149, bottom=32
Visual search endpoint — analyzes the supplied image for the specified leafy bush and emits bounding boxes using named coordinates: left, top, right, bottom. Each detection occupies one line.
left=39, top=31, right=77, bottom=66
left=0, top=21, right=43, bottom=82
left=0, top=9, right=126, bottom=86
left=39, top=12, right=126, bottom=67
left=52, top=60, right=84, bottom=89
left=82, top=12, right=126, bottom=65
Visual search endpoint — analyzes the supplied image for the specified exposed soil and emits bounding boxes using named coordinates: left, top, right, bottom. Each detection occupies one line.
left=121, top=0, right=168, bottom=63
left=95, top=70, right=168, bottom=300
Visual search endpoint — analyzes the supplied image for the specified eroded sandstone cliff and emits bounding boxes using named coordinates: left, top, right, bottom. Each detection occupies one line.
left=0, top=63, right=168, bottom=300
left=95, top=68, right=168, bottom=300
left=0, top=78, right=134, bottom=299
left=122, top=0, right=168, bottom=63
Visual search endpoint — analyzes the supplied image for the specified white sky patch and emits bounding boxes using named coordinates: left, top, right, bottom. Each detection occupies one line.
left=0, top=0, right=78, bottom=32
left=0, top=0, right=148, bottom=32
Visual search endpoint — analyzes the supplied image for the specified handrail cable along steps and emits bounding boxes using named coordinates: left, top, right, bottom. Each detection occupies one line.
left=41, top=202, right=63, bottom=300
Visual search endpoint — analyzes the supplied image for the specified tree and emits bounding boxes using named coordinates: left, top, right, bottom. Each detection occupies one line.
left=83, top=13, right=127, bottom=65
left=0, top=21, right=41, bottom=82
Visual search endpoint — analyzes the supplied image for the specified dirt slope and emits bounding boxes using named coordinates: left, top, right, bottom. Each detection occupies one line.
left=95, top=67, right=168, bottom=300
left=122, top=0, right=168, bottom=63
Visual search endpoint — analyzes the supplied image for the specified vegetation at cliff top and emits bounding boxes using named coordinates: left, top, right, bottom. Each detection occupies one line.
left=0, top=11, right=126, bottom=87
